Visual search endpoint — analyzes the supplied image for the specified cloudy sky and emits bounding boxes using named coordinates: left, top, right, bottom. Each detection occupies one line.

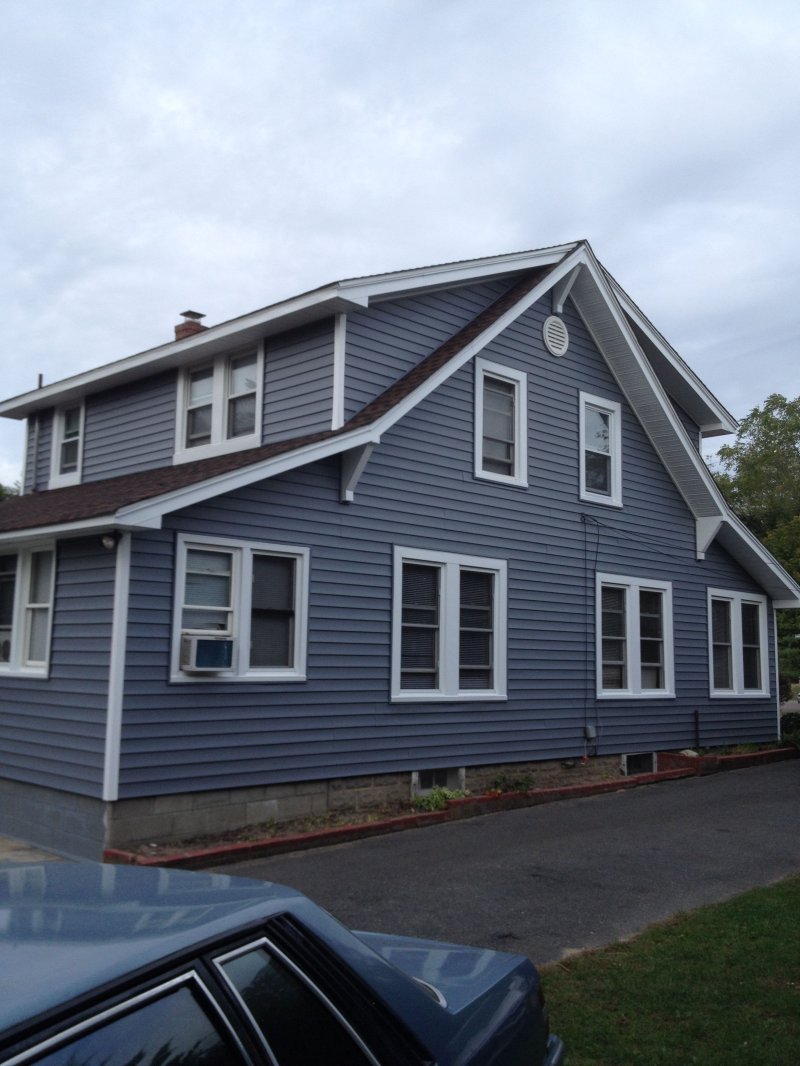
left=2, top=0, right=798, bottom=484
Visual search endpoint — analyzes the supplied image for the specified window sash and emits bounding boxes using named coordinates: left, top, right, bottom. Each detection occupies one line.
left=709, top=592, right=768, bottom=696
left=175, top=539, right=306, bottom=680
left=179, top=350, right=262, bottom=458
left=597, top=575, right=672, bottom=697
left=0, top=549, right=54, bottom=673
left=394, top=548, right=506, bottom=700
left=475, top=360, right=527, bottom=486
left=580, top=394, right=621, bottom=505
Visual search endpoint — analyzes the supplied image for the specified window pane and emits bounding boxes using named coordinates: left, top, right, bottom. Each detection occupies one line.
left=183, top=550, right=232, bottom=632
left=639, top=590, right=664, bottom=689
left=35, top=985, right=243, bottom=1066
left=221, top=947, right=373, bottom=1066
left=228, top=394, right=256, bottom=438
left=250, top=555, right=295, bottom=669
left=711, top=599, right=731, bottom=642
left=229, top=354, right=257, bottom=395
left=601, top=586, right=626, bottom=688
left=187, top=404, right=212, bottom=447
left=25, top=609, right=49, bottom=663
left=0, top=556, right=16, bottom=665
left=584, top=407, right=610, bottom=454
left=711, top=599, right=733, bottom=689
left=29, top=552, right=53, bottom=604
left=60, top=437, right=79, bottom=474
left=584, top=451, right=610, bottom=494
left=401, top=564, right=439, bottom=689
left=188, top=366, right=214, bottom=403
left=482, top=376, right=515, bottom=477
left=63, top=407, right=82, bottom=437
left=741, top=602, right=760, bottom=646
left=742, top=647, right=761, bottom=689
left=713, top=644, right=732, bottom=689
left=459, top=570, right=493, bottom=689
left=741, top=603, right=761, bottom=689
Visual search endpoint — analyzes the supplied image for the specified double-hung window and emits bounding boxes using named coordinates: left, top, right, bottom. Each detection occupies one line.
left=176, top=348, right=263, bottom=462
left=474, top=359, right=527, bottom=486
left=708, top=589, right=768, bottom=696
left=392, top=547, right=507, bottom=700
left=173, top=536, right=308, bottom=680
left=580, top=393, right=622, bottom=506
left=597, top=573, right=674, bottom=697
left=50, top=404, right=84, bottom=487
left=0, top=547, right=55, bottom=674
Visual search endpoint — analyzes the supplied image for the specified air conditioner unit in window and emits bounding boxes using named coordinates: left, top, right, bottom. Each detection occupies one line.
left=181, top=635, right=235, bottom=673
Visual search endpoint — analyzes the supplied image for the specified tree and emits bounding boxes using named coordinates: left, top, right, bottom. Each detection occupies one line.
left=714, top=393, right=800, bottom=537
left=0, top=481, right=19, bottom=501
left=712, top=394, right=800, bottom=687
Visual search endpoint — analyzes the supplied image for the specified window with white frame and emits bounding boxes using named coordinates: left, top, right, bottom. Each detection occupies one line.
left=580, top=393, right=622, bottom=506
left=474, top=359, right=527, bottom=486
left=50, top=404, right=84, bottom=486
left=392, top=546, right=507, bottom=700
left=596, top=573, right=674, bottom=697
left=176, top=349, right=263, bottom=462
left=708, top=589, right=768, bottom=696
left=0, top=547, right=55, bottom=674
left=173, top=536, right=308, bottom=680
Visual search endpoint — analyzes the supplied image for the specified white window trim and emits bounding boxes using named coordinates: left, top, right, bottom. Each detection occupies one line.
left=174, top=344, right=264, bottom=464
left=391, top=545, right=507, bottom=702
left=474, top=358, right=528, bottom=487
left=596, top=573, right=674, bottom=698
left=707, top=588, right=769, bottom=697
left=580, top=392, right=622, bottom=507
left=49, top=404, right=84, bottom=488
left=171, top=534, right=308, bottom=682
left=0, top=545, right=55, bottom=677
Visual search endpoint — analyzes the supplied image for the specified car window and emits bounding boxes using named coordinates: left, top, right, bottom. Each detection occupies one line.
left=27, top=983, right=248, bottom=1066
left=219, top=946, right=375, bottom=1065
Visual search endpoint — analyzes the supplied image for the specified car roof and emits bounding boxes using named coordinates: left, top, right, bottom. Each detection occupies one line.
left=0, top=863, right=305, bottom=1032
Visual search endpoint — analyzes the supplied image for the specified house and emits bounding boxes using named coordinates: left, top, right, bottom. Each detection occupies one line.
left=1, top=240, right=798, bottom=859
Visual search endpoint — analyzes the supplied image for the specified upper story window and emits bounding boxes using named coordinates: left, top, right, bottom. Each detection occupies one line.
left=708, top=589, right=769, bottom=696
left=50, top=404, right=84, bottom=487
left=0, top=547, right=55, bottom=675
left=474, top=359, right=527, bottom=487
left=597, top=573, right=674, bottom=697
left=580, top=393, right=622, bottom=506
left=392, top=546, right=507, bottom=701
left=176, top=348, right=263, bottom=463
left=172, top=535, right=308, bottom=681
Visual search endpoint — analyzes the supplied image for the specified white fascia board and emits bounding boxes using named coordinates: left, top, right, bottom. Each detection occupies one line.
left=115, top=426, right=381, bottom=528
left=338, top=244, right=579, bottom=303
left=0, top=516, right=117, bottom=546
left=0, top=289, right=366, bottom=419
left=607, top=276, right=737, bottom=435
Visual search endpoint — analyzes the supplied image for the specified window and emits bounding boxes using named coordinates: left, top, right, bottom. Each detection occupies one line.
left=596, top=574, right=673, bottom=697
left=218, top=942, right=376, bottom=1065
left=392, top=547, right=507, bottom=700
left=173, top=536, right=308, bottom=680
left=474, top=359, right=527, bottom=486
left=708, top=589, right=769, bottom=696
left=580, top=393, right=622, bottom=506
left=50, top=404, right=84, bottom=486
left=0, top=547, right=55, bottom=674
left=176, top=348, right=263, bottom=462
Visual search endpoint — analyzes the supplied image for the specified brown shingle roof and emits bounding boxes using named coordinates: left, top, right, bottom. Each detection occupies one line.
left=0, top=267, right=550, bottom=536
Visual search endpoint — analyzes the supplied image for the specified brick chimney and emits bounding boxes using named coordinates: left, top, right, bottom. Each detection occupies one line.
left=175, top=310, right=208, bottom=341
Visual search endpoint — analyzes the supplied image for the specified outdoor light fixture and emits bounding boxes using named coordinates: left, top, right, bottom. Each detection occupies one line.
left=101, top=532, right=120, bottom=551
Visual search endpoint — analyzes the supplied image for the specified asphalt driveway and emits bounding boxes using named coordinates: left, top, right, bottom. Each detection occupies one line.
left=209, top=760, right=800, bottom=964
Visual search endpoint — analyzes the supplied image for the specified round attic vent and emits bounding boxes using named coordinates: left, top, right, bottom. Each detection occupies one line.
left=543, top=315, right=569, bottom=357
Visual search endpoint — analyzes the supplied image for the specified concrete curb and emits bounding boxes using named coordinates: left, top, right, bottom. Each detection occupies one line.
left=102, top=747, right=798, bottom=870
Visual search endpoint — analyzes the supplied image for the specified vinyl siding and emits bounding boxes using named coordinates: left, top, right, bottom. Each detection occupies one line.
left=263, top=320, right=335, bottom=443
left=344, top=281, right=511, bottom=418
left=0, top=538, right=113, bottom=796
left=112, top=292, right=779, bottom=799
left=83, top=372, right=176, bottom=481
left=24, top=411, right=53, bottom=493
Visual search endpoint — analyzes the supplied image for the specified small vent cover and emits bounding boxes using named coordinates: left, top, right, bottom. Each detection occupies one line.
left=543, top=315, right=569, bottom=356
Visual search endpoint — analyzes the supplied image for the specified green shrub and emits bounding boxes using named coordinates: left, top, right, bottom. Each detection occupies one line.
left=780, top=711, right=800, bottom=737
left=490, top=772, right=536, bottom=793
left=412, top=787, right=468, bottom=811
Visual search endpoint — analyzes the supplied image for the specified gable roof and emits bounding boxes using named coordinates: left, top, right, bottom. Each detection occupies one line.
left=1, top=242, right=798, bottom=606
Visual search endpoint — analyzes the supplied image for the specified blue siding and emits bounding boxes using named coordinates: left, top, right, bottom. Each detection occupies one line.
left=24, top=411, right=52, bottom=493
left=344, top=281, right=510, bottom=419
left=263, top=320, right=334, bottom=443
left=83, top=372, right=176, bottom=481
left=113, top=291, right=779, bottom=799
left=0, top=539, right=113, bottom=796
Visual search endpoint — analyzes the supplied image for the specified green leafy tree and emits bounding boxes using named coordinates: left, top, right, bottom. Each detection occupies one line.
left=0, top=481, right=19, bottom=500
left=712, top=394, right=800, bottom=687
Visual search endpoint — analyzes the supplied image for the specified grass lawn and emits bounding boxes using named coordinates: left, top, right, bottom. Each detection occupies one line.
left=542, top=875, right=800, bottom=1065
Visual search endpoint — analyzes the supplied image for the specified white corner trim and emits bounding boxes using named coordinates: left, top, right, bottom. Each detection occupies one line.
left=332, top=313, right=346, bottom=430
left=103, top=532, right=131, bottom=802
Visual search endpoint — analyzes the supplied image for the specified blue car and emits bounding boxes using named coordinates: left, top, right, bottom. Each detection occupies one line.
left=0, top=864, right=564, bottom=1065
